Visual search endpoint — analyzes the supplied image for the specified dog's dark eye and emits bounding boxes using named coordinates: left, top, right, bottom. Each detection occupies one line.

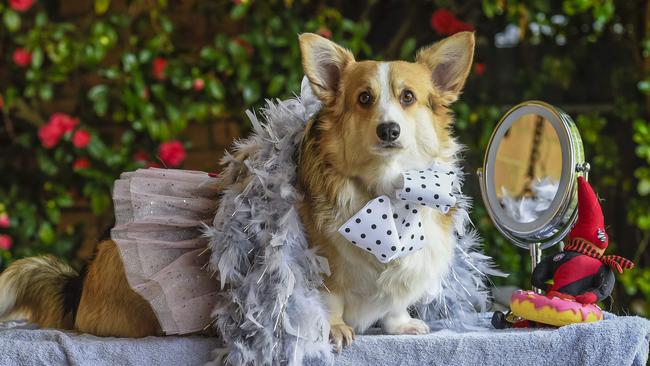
left=358, top=91, right=372, bottom=106
left=400, top=90, right=415, bottom=106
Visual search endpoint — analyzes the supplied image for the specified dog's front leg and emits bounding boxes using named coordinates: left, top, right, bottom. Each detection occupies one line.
left=382, top=308, right=430, bottom=335
left=324, top=291, right=355, bottom=351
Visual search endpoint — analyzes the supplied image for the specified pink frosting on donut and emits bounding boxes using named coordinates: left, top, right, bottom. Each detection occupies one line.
left=511, top=290, right=602, bottom=321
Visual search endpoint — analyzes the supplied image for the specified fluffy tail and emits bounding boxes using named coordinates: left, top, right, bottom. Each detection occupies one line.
left=0, top=255, right=81, bottom=329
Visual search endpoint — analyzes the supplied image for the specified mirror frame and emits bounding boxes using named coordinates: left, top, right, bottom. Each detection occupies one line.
left=477, top=101, right=587, bottom=250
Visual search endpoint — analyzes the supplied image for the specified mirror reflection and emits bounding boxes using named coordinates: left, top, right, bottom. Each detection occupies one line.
left=494, top=114, right=562, bottom=223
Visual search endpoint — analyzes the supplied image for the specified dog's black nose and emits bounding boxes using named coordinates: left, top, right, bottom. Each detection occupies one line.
left=376, top=122, right=400, bottom=142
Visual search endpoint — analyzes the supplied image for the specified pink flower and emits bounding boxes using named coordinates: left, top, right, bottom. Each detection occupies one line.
left=73, top=157, right=90, bottom=170
left=9, top=0, right=34, bottom=12
left=158, top=140, right=186, bottom=167
left=72, top=129, right=91, bottom=148
left=0, top=213, right=10, bottom=229
left=0, top=235, right=12, bottom=251
left=12, top=48, right=32, bottom=67
left=193, top=78, right=205, bottom=91
left=152, top=57, right=168, bottom=80
left=431, top=9, right=474, bottom=35
left=38, top=123, right=62, bottom=148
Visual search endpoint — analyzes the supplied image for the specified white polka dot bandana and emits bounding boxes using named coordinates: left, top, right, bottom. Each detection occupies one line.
left=338, top=163, right=457, bottom=263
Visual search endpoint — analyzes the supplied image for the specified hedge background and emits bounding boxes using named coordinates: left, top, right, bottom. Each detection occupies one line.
left=1, top=0, right=649, bottom=317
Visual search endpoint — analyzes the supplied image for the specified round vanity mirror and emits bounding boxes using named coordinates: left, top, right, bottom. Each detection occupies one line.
left=478, top=101, right=589, bottom=266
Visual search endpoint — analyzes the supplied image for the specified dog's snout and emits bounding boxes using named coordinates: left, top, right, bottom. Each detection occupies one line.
left=376, top=122, right=401, bottom=142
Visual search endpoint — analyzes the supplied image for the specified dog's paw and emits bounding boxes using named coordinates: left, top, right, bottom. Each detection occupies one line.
left=384, top=317, right=430, bottom=335
left=329, top=323, right=355, bottom=352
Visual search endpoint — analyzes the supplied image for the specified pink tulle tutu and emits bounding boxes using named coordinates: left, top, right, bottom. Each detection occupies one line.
left=111, top=168, right=220, bottom=335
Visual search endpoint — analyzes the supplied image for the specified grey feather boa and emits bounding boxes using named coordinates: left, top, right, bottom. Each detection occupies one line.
left=204, top=78, right=503, bottom=365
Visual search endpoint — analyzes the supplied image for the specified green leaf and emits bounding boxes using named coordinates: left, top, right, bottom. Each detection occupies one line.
left=31, top=48, right=44, bottom=68
left=207, top=79, right=225, bottom=100
left=95, top=0, right=111, bottom=15
left=90, top=193, right=111, bottom=215
left=38, top=222, right=56, bottom=245
left=242, top=81, right=261, bottom=104
left=230, top=4, right=248, bottom=20
left=267, top=75, right=285, bottom=95
left=639, top=179, right=650, bottom=196
left=35, top=12, right=48, bottom=27
left=3, top=9, right=20, bottom=32
left=638, top=80, right=650, bottom=93
left=399, top=37, right=417, bottom=60
left=39, top=84, right=53, bottom=101
left=88, top=84, right=109, bottom=116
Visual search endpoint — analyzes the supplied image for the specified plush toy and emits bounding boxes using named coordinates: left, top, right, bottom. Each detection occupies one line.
left=492, top=176, right=634, bottom=328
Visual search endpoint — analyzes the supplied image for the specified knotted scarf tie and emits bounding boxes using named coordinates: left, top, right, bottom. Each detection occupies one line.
left=338, top=163, right=457, bottom=263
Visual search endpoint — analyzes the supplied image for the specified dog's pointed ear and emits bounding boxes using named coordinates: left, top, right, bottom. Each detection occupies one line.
left=299, top=33, right=355, bottom=102
left=416, top=31, right=475, bottom=105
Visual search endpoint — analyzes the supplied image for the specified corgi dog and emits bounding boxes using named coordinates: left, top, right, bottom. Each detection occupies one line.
left=297, top=32, right=474, bottom=349
left=0, top=32, right=474, bottom=345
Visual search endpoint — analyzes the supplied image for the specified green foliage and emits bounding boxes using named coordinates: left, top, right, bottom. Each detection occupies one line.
left=0, top=0, right=371, bottom=268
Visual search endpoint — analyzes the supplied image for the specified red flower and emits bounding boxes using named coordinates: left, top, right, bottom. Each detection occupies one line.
left=431, top=9, right=474, bottom=35
left=12, top=48, right=32, bottom=68
left=474, top=63, right=486, bottom=76
left=152, top=57, right=168, bottom=80
left=73, top=157, right=90, bottom=170
left=0, top=235, right=12, bottom=251
left=158, top=140, right=186, bottom=167
left=72, top=129, right=91, bottom=148
left=50, top=113, right=79, bottom=134
left=0, top=95, right=4, bottom=110
left=38, top=123, right=62, bottom=148
left=38, top=113, right=80, bottom=148
left=193, top=78, right=205, bottom=91
left=317, top=26, right=332, bottom=39
left=0, top=213, right=10, bottom=229
left=9, top=0, right=34, bottom=12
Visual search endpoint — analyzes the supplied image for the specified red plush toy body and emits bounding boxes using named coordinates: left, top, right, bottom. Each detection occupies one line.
left=492, top=177, right=634, bottom=329
left=531, top=177, right=634, bottom=304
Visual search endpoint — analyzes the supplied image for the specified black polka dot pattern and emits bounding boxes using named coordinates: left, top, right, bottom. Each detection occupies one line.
left=337, top=163, right=457, bottom=263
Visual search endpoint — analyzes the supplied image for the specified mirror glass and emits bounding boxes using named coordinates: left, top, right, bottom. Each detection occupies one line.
left=478, top=101, right=586, bottom=250
left=493, top=114, right=562, bottom=224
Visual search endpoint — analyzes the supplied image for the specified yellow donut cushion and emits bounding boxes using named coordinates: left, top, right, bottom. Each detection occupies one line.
left=510, top=290, right=603, bottom=327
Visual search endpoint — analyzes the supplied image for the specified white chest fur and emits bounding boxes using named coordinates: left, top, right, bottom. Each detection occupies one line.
left=325, top=195, right=455, bottom=331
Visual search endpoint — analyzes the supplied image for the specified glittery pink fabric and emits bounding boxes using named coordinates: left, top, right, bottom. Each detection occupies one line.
left=111, top=168, right=220, bottom=335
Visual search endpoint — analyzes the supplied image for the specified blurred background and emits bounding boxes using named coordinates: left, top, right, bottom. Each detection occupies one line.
left=0, top=0, right=648, bottom=317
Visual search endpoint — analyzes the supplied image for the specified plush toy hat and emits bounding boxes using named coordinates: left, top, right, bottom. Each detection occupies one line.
left=565, top=176, right=634, bottom=273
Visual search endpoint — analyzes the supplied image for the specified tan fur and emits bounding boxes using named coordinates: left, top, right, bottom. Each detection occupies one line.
left=75, top=240, right=161, bottom=337
left=0, top=241, right=161, bottom=337
left=298, top=32, right=475, bottom=349
left=0, top=256, right=77, bottom=328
